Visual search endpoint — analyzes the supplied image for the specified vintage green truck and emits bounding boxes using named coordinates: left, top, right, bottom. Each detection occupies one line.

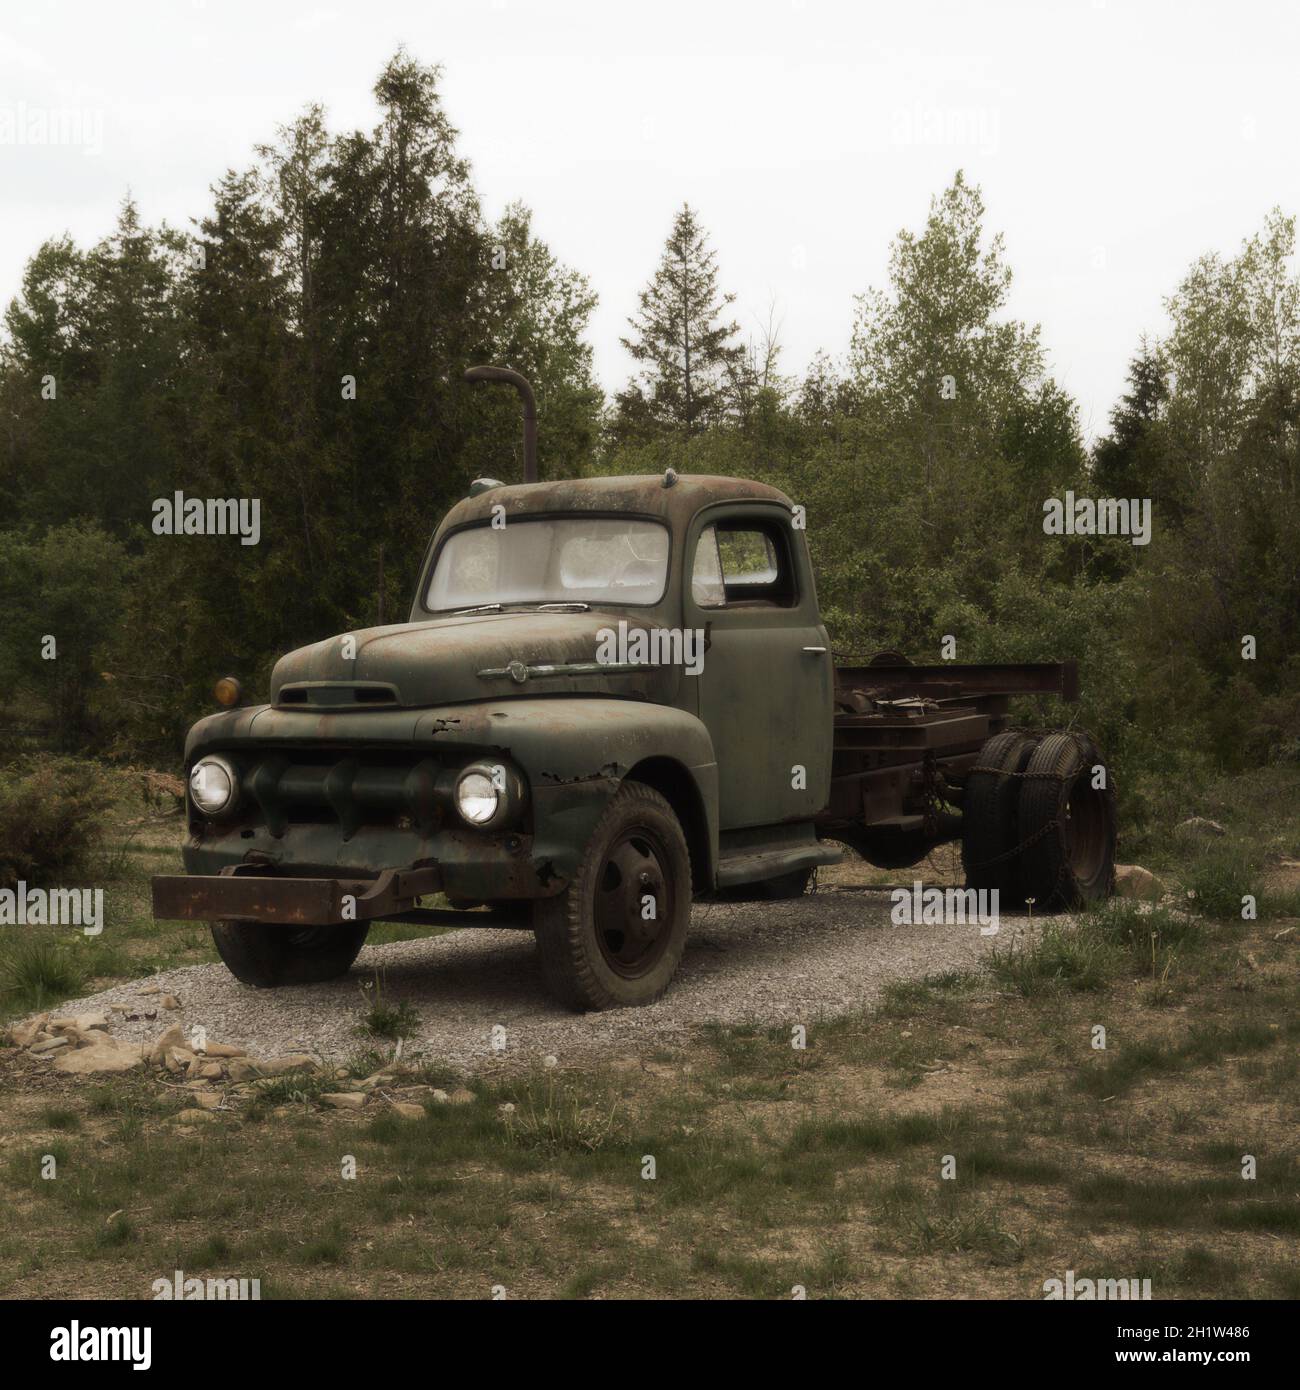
left=152, top=369, right=1116, bottom=1010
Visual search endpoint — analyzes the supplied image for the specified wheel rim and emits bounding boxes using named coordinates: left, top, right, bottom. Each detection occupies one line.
left=1063, top=781, right=1107, bottom=883
left=593, top=828, right=674, bottom=979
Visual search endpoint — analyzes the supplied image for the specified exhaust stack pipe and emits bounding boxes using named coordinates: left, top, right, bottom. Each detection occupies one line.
left=463, top=366, right=537, bottom=484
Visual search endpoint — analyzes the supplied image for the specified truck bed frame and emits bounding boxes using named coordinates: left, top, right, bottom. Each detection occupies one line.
left=819, top=659, right=1078, bottom=864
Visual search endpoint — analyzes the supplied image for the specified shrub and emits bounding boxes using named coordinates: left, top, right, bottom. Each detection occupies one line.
left=0, top=756, right=112, bottom=890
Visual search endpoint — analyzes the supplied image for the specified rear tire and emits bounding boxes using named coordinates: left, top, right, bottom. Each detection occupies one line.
left=1017, top=731, right=1117, bottom=909
left=211, top=920, right=370, bottom=988
left=533, top=781, right=691, bottom=1011
left=962, top=731, right=1037, bottom=900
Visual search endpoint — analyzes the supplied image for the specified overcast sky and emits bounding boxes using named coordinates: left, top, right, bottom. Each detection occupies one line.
left=2, top=0, right=1295, bottom=442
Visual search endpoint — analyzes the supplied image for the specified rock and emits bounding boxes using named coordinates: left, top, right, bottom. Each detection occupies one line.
left=447, top=1088, right=475, bottom=1105
left=173, top=1108, right=218, bottom=1124
left=200, top=1041, right=246, bottom=1058
left=148, top=1023, right=185, bottom=1066
left=161, top=994, right=181, bottom=1011
left=74, top=1012, right=109, bottom=1032
left=321, top=1092, right=367, bottom=1110
left=191, top=1090, right=224, bottom=1111
left=54, top=1038, right=143, bottom=1075
left=163, top=1046, right=196, bottom=1074
left=139, top=984, right=162, bottom=995
left=390, top=1102, right=424, bottom=1120
left=1115, top=864, right=1164, bottom=901
left=29, top=1035, right=70, bottom=1055
left=7, top=1013, right=49, bottom=1048
left=1177, top=816, right=1226, bottom=839
left=334, top=1067, right=349, bottom=1080
left=430, top=1089, right=450, bottom=1104
left=377, top=1060, right=417, bottom=1078
left=197, top=1062, right=225, bottom=1080
left=48, top=1017, right=76, bottom=1032
left=258, top=1054, right=318, bottom=1077
left=226, top=1059, right=263, bottom=1082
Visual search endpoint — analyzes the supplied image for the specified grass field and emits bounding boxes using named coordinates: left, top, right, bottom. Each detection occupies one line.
left=1, top=766, right=1298, bottom=1299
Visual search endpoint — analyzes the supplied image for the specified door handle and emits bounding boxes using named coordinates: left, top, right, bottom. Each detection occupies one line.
left=802, top=645, right=827, bottom=654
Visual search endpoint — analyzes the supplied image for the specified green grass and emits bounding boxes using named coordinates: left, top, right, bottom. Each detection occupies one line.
left=986, top=922, right=1123, bottom=996
left=0, top=937, right=85, bottom=1012
left=1182, top=847, right=1263, bottom=920
left=354, top=972, right=421, bottom=1042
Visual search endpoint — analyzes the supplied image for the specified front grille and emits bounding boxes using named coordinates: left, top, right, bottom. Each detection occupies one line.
left=220, top=750, right=449, bottom=839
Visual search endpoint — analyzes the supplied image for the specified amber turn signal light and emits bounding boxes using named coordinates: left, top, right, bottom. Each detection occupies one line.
left=214, top=676, right=242, bottom=707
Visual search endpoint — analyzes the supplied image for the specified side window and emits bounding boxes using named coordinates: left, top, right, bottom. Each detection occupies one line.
left=714, top=521, right=796, bottom=606
left=691, top=525, right=726, bottom=608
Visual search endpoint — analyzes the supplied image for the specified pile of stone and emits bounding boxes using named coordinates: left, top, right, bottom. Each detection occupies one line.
left=4, top=1009, right=470, bottom=1122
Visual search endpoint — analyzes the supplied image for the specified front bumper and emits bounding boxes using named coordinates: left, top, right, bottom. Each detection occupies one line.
left=152, top=865, right=443, bottom=926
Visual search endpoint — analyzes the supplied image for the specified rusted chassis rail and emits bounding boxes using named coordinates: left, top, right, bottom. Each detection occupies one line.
left=819, top=660, right=1077, bottom=863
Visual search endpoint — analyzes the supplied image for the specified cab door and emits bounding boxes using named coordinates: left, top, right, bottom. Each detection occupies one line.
left=683, top=504, right=833, bottom=832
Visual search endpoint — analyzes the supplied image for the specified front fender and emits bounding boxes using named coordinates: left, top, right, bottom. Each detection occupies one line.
left=422, top=699, right=719, bottom=887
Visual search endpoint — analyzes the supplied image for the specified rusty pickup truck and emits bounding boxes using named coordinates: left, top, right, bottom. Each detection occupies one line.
left=152, top=368, right=1115, bottom=1010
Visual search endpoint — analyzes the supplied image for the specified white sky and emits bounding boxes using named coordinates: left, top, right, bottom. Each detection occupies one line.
left=1, top=0, right=1295, bottom=442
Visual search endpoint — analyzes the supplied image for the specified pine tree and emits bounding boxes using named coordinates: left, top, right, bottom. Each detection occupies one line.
left=616, top=205, right=741, bottom=439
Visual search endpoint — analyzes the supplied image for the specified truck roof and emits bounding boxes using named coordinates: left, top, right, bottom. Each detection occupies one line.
left=442, top=473, right=796, bottom=531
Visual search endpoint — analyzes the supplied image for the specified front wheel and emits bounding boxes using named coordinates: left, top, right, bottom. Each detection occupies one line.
left=533, top=781, right=691, bottom=1011
left=211, top=920, right=371, bottom=988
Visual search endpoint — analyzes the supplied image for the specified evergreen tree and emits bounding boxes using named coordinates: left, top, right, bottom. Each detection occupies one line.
left=615, top=205, right=741, bottom=440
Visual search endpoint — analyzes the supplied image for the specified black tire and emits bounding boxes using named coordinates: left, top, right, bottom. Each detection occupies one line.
left=759, top=867, right=814, bottom=900
left=210, top=920, right=370, bottom=988
left=1017, top=731, right=1117, bottom=909
left=533, top=781, right=691, bottom=1011
left=962, top=731, right=1037, bottom=899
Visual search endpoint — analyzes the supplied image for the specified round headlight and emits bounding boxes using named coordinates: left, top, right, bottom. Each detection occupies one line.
left=455, top=768, right=501, bottom=826
left=190, top=756, right=238, bottom=816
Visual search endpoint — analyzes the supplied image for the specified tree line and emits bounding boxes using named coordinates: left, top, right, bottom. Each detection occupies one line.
left=1, top=51, right=1296, bottom=832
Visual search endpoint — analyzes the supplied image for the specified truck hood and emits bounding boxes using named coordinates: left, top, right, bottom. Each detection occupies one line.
left=268, top=610, right=684, bottom=710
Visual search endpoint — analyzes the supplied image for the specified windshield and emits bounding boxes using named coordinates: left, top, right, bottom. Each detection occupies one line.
left=426, top=516, right=671, bottom=611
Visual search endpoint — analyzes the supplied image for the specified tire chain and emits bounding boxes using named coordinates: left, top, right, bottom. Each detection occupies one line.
left=964, top=730, right=1095, bottom=890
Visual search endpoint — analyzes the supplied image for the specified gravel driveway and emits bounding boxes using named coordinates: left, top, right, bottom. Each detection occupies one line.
left=46, top=889, right=1033, bottom=1073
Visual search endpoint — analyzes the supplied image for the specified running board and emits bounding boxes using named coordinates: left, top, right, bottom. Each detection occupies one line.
left=715, top=839, right=843, bottom=889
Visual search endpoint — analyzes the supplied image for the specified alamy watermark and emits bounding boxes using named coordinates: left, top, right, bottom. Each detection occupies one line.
left=1043, top=1269, right=1152, bottom=1300
left=0, top=883, right=102, bottom=934
left=152, top=1269, right=261, bottom=1300
left=0, top=102, right=103, bottom=156
left=596, top=620, right=705, bottom=676
left=890, top=881, right=999, bottom=934
left=152, top=491, right=260, bottom=546
left=1043, top=491, right=1151, bottom=546
left=49, top=1322, right=150, bottom=1369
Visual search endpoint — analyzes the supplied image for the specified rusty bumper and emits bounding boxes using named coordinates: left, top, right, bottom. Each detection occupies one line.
left=151, top=866, right=442, bottom=927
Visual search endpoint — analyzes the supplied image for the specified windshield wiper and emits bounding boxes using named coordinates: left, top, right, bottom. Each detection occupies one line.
left=451, top=600, right=591, bottom=616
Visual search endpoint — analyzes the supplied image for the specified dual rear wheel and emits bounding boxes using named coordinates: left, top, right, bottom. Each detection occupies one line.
left=962, top=729, right=1116, bottom=909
